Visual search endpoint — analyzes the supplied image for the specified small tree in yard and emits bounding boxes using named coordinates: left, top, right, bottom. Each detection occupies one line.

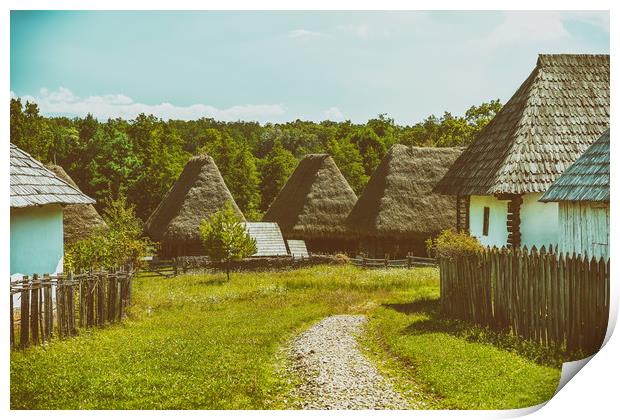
left=199, top=201, right=257, bottom=281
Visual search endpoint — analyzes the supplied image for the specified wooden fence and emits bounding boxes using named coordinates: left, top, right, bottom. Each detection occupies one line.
left=10, top=267, right=134, bottom=350
left=439, top=246, right=609, bottom=355
left=351, top=254, right=437, bottom=269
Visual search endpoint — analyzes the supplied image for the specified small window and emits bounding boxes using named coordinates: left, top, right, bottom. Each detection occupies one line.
left=482, top=207, right=490, bottom=236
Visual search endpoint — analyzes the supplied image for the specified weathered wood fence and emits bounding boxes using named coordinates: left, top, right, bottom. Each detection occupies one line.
left=352, top=254, right=437, bottom=269
left=10, top=266, right=134, bottom=350
left=439, top=246, right=609, bottom=356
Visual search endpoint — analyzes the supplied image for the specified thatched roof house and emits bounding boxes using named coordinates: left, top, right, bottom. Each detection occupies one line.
left=11, top=143, right=94, bottom=278
left=434, top=54, right=609, bottom=249
left=45, top=164, right=106, bottom=245
left=263, top=154, right=358, bottom=254
left=540, top=129, right=610, bottom=259
left=346, top=144, right=463, bottom=257
left=145, top=155, right=245, bottom=257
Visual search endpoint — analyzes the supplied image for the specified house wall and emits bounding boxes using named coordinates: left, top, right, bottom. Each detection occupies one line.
left=469, top=195, right=508, bottom=247
left=520, top=193, right=559, bottom=249
left=558, top=201, right=609, bottom=260
left=10, top=205, right=64, bottom=278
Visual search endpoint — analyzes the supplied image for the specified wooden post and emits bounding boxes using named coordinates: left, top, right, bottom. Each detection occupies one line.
left=384, top=253, right=389, bottom=268
left=10, top=294, right=15, bottom=349
left=407, top=253, right=412, bottom=269
left=31, top=274, right=40, bottom=345
left=20, top=276, right=30, bottom=348
left=57, top=273, right=65, bottom=338
left=67, top=272, right=75, bottom=335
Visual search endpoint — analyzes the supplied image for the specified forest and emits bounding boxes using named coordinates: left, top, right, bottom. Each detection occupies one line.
left=10, top=98, right=501, bottom=222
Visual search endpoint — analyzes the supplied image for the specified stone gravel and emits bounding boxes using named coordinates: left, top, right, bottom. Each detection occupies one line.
left=287, top=315, right=412, bottom=410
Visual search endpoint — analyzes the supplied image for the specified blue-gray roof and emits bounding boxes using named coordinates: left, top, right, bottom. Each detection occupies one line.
left=10, top=143, right=95, bottom=208
left=244, top=222, right=289, bottom=257
left=540, top=129, right=610, bottom=203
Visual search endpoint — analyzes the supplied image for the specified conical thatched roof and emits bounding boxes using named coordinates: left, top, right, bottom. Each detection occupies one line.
left=145, top=155, right=244, bottom=243
left=262, top=154, right=357, bottom=240
left=45, top=164, right=106, bottom=245
left=346, top=145, right=463, bottom=239
left=434, top=54, right=609, bottom=196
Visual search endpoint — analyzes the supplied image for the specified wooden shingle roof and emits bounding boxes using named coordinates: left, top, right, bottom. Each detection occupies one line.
left=540, top=128, right=609, bottom=203
left=10, top=143, right=95, bottom=208
left=244, top=222, right=289, bottom=257
left=434, top=54, right=609, bottom=196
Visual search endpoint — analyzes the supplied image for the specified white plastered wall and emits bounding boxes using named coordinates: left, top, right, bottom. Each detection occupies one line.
left=469, top=195, right=508, bottom=247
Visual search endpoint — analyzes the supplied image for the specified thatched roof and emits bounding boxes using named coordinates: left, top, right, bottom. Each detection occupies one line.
left=262, top=154, right=357, bottom=240
left=45, top=164, right=107, bottom=245
left=346, top=145, right=463, bottom=239
left=434, top=54, right=609, bottom=196
left=541, top=128, right=610, bottom=203
left=144, top=155, right=245, bottom=243
left=11, top=143, right=95, bottom=208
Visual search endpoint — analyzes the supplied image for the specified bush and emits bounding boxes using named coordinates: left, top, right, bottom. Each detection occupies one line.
left=65, top=194, right=153, bottom=272
left=426, top=229, right=484, bottom=259
left=333, top=253, right=350, bottom=265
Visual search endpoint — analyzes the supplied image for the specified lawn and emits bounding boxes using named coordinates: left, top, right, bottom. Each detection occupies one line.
left=10, top=265, right=561, bottom=409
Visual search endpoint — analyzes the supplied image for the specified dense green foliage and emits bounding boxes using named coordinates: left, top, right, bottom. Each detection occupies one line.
left=425, top=228, right=484, bottom=259
left=11, top=266, right=560, bottom=409
left=10, top=98, right=501, bottom=221
left=64, top=195, right=153, bottom=272
left=199, top=202, right=258, bottom=280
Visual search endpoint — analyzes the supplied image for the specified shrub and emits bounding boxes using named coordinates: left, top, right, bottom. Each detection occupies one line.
left=199, top=201, right=257, bottom=280
left=65, top=194, right=153, bottom=272
left=426, top=229, right=484, bottom=259
left=333, top=253, right=350, bottom=265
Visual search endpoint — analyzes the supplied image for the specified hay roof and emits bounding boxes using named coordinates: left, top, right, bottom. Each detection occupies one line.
left=540, top=128, right=610, bottom=203
left=144, top=155, right=245, bottom=243
left=45, top=164, right=107, bottom=245
left=262, top=154, right=357, bottom=239
left=434, top=54, right=609, bottom=196
left=11, top=143, right=95, bottom=208
left=346, top=145, right=463, bottom=238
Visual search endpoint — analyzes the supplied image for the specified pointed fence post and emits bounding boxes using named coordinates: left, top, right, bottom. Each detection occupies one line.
left=20, top=275, right=30, bottom=348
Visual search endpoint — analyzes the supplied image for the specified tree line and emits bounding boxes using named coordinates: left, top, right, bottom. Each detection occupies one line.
left=10, top=98, right=501, bottom=222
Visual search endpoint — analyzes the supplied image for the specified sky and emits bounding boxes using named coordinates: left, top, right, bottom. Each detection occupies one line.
left=10, top=10, right=610, bottom=125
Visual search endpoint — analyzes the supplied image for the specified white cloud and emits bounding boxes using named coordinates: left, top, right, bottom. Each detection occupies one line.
left=323, top=106, right=344, bottom=121
left=16, top=87, right=286, bottom=122
left=493, top=13, right=569, bottom=44
left=288, top=29, right=323, bottom=39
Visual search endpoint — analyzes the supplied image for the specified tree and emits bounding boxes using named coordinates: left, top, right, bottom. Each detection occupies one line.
left=347, top=127, right=387, bottom=177
left=199, top=202, right=257, bottom=281
left=259, top=140, right=297, bottom=211
left=327, top=137, right=368, bottom=194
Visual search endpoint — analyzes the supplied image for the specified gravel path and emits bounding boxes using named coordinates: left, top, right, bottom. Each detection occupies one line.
left=288, top=315, right=411, bottom=410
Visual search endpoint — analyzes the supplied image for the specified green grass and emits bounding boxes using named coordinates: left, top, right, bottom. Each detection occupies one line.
left=10, top=265, right=561, bottom=410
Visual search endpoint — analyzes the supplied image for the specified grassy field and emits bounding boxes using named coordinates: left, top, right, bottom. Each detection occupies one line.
left=10, top=265, right=561, bottom=409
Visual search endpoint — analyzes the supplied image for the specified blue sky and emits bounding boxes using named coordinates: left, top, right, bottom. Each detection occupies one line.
left=10, top=10, right=609, bottom=124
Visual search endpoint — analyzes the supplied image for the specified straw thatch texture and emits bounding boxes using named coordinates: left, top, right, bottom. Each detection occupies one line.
left=541, top=128, right=609, bottom=203
left=263, top=154, right=357, bottom=240
left=144, top=155, right=244, bottom=247
left=434, top=54, right=609, bottom=196
left=346, top=145, right=463, bottom=239
left=11, top=143, right=95, bottom=208
left=45, top=164, right=107, bottom=245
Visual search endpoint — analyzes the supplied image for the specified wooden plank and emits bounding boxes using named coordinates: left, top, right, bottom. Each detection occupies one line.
left=20, top=276, right=30, bottom=348
left=10, top=295, right=15, bottom=349
left=30, top=274, right=40, bottom=345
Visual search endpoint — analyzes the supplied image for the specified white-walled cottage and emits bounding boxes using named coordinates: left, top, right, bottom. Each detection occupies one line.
left=434, top=54, right=609, bottom=249
left=540, top=129, right=610, bottom=259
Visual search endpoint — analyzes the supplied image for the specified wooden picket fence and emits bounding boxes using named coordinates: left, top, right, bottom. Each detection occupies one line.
left=351, top=253, right=437, bottom=269
left=439, top=246, right=609, bottom=356
left=10, top=266, right=134, bottom=350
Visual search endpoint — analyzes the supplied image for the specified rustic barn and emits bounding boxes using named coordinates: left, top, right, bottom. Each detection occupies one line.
left=434, top=54, right=610, bottom=249
left=10, top=144, right=95, bottom=279
left=244, top=222, right=289, bottom=257
left=45, top=164, right=107, bottom=245
left=540, top=129, right=610, bottom=259
left=263, top=154, right=358, bottom=254
left=346, top=145, right=463, bottom=258
left=144, top=155, right=245, bottom=258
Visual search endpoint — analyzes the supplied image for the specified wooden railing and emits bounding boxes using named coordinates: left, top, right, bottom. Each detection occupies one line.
left=10, top=266, right=134, bottom=350
left=439, top=246, right=609, bottom=356
left=351, top=254, right=437, bottom=268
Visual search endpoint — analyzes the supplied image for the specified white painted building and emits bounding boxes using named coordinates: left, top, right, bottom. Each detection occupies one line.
left=435, top=54, right=609, bottom=250
left=540, top=129, right=610, bottom=260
